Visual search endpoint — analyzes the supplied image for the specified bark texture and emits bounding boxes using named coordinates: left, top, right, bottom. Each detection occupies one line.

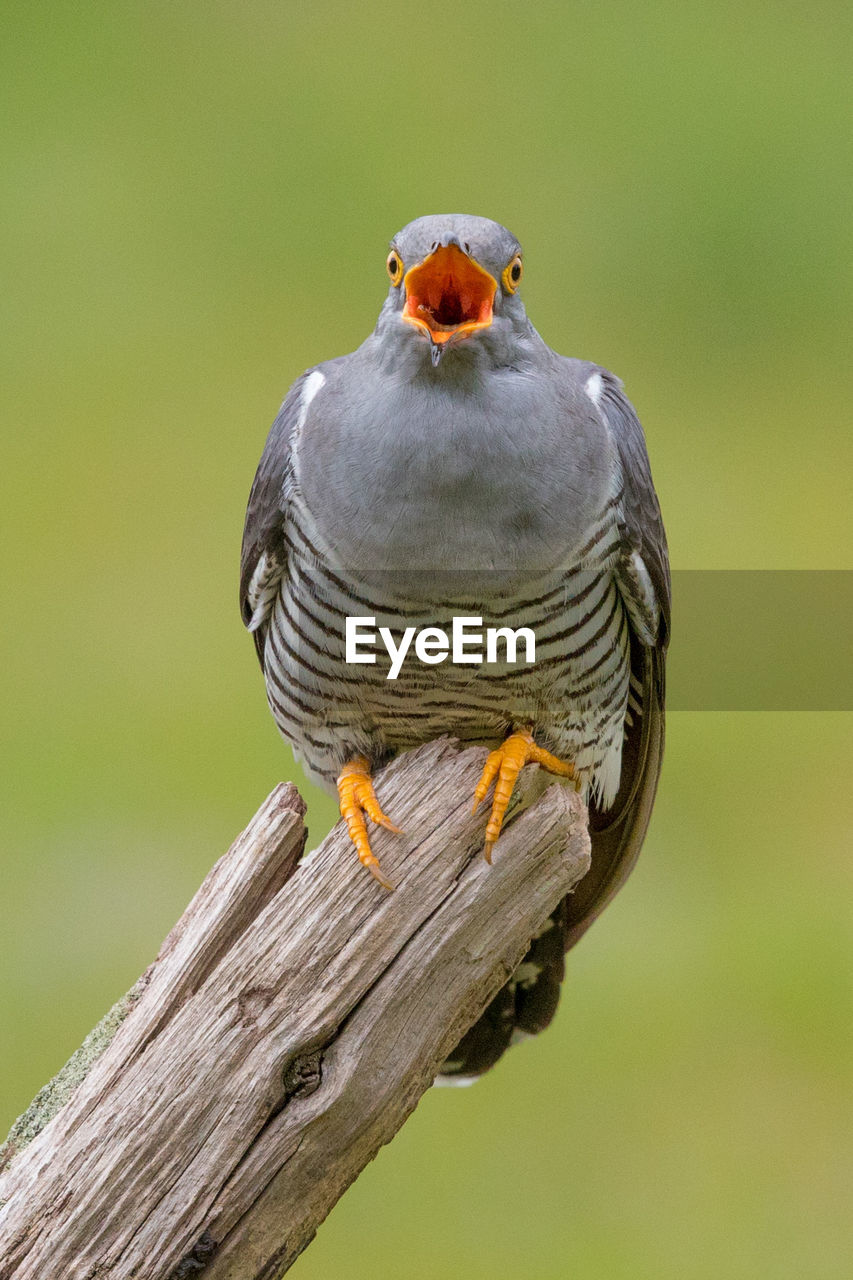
left=0, top=738, right=590, bottom=1279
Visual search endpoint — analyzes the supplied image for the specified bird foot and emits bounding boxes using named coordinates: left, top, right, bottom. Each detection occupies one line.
left=336, top=757, right=402, bottom=891
left=472, top=730, right=577, bottom=863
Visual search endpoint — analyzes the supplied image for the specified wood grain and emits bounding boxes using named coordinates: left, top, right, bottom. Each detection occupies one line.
left=0, top=739, right=589, bottom=1279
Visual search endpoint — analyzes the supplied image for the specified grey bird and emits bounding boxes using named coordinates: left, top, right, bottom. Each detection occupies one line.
left=240, top=214, right=670, bottom=1077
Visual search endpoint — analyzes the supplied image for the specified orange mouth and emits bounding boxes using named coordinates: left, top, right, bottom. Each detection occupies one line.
left=402, top=243, right=496, bottom=346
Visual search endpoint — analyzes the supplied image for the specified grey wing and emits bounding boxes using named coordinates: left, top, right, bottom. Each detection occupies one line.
left=441, top=371, right=670, bottom=1079
left=239, top=373, right=312, bottom=667
left=605, top=370, right=670, bottom=667
left=563, top=368, right=670, bottom=947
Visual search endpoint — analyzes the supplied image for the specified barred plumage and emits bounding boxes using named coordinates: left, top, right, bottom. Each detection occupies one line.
left=263, top=496, right=632, bottom=810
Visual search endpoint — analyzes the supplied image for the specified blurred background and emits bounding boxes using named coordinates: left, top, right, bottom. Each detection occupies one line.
left=1, top=2, right=850, bottom=1276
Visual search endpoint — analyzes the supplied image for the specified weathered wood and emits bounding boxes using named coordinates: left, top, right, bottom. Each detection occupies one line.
left=0, top=738, right=590, bottom=1279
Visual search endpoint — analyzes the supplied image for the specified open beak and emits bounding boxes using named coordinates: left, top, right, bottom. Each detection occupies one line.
left=402, top=244, right=496, bottom=363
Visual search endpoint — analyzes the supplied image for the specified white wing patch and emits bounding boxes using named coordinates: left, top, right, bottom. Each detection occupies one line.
left=510, top=1029, right=535, bottom=1046
left=246, top=549, right=283, bottom=633
left=246, top=370, right=326, bottom=635
left=298, top=369, right=326, bottom=428
left=595, top=737, right=625, bottom=809
left=433, top=1073, right=479, bottom=1088
left=510, top=961, right=543, bottom=989
left=617, top=549, right=660, bottom=646
left=584, top=371, right=604, bottom=406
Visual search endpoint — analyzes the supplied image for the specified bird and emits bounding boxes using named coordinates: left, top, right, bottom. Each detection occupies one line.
left=240, top=214, right=670, bottom=1078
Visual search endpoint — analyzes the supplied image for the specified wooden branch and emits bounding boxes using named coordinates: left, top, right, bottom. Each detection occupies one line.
left=0, top=738, right=590, bottom=1279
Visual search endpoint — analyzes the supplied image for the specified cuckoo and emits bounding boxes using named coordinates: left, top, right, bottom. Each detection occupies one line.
left=240, top=214, right=670, bottom=1077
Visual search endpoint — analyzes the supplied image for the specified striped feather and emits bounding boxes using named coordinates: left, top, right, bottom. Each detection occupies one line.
left=261, top=489, right=631, bottom=810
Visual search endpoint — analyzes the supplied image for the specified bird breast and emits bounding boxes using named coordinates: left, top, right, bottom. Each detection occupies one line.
left=294, top=358, right=616, bottom=585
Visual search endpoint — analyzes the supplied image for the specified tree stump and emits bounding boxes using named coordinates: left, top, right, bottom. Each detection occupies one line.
left=0, top=738, right=590, bottom=1279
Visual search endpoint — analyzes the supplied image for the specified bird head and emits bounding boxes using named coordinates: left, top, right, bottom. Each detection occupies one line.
left=379, top=214, right=526, bottom=367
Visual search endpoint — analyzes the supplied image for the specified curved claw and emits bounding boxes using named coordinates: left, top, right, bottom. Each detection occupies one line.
left=337, top=757, right=401, bottom=891
left=365, top=859, right=396, bottom=893
left=472, top=731, right=577, bottom=862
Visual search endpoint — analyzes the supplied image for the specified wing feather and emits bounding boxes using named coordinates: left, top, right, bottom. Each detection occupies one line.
left=564, top=368, right=670, bottom=944
left=239, top=372, right=314, bottom=666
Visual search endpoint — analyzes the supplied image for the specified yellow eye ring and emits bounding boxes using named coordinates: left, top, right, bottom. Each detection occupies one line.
left=386, top=249, right=404, bottom=286
left=502, top=253, right=523, bottom=294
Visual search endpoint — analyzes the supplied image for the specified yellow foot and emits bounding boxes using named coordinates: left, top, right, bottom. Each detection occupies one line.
left=472, top=730, right=577, bottom=863
left=337, top=757, right=402, bottom=891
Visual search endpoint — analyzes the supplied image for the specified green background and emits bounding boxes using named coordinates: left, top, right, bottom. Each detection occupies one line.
left=2, top=2, right=850, bottom=1276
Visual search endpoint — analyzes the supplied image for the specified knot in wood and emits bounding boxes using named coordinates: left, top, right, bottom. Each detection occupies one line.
left=282, top=1051, right=323, bottom=1101
left=235, top=984, right=275, bottom=1027
left=166, top=1229, right=218, bottom=1278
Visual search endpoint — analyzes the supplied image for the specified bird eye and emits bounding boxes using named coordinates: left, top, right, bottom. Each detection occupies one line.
left=386, top=249, right=404, bottom=286
left=502, top=254, right=523, bottom=293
